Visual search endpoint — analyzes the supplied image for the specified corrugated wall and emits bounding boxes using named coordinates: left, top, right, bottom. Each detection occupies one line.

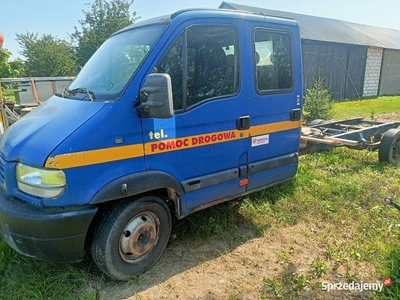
left=379, top=49, right=400, bottom=96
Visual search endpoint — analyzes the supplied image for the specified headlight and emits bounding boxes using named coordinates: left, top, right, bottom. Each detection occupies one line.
left=16, top=163, right=66, bottom=198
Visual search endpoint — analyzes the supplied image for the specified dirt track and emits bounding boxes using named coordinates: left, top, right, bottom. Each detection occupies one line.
left=98, top=223, right=377, bottom=299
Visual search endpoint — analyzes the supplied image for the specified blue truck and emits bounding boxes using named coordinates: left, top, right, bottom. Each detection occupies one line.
left=0, top=9, right=303, bottom=280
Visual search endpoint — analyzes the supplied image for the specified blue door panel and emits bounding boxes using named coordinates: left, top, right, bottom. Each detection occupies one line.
left=142, top=20, right=250, bottom=212
left=246, top=165, right=298, bottom=191
left=142, top=95, right=249, bottom=181
left=185, top=180, right=246, bottom=214
left=249, top=129, right=301, bottom=159
left=245, top=21, right=303, bottom=190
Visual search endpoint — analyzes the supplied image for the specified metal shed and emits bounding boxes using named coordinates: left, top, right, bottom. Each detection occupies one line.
left=220, top=1, right=400, bottom=100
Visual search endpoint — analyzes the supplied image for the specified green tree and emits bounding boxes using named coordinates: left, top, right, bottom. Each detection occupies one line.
left=71, top=0, right=138, bottom=66
left=0, top=49, right=25, bottom=78
left=0, top=49, right=25, bottom=89
left=302, top=77, right=334, bottom=125
left=16, top=33, right=77, bottom=77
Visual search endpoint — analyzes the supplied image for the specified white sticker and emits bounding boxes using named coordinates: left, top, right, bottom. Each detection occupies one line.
left=251, top=134, right=269, bottom=147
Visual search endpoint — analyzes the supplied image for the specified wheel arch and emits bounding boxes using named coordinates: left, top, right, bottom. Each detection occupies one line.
left=89, top=170, right=184, bottom=218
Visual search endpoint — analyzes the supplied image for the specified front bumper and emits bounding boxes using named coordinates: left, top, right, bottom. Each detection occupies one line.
left=0, top=188, right=97, bottom=263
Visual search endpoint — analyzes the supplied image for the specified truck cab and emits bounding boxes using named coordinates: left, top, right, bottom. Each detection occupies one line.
left=0, top=9, right=303, bottom=280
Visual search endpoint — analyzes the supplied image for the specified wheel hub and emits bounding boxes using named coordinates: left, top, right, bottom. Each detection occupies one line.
left=120, top=213, right=159, bottom=262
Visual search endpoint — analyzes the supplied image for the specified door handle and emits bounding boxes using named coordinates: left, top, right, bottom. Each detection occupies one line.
left=237, top=116, right=250, bottom=130
left=290, top=108, right=302, bottom=121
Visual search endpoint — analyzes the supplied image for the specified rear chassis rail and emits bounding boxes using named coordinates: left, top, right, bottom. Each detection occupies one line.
left=300, top=118, right=400, bottom=156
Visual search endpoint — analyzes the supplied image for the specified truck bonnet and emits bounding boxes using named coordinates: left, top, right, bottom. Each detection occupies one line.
left=0, top=96, right=105, bottom=166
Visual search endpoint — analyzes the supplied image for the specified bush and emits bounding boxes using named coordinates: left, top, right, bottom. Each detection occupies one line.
left=302, top=77, right=334, bottom=125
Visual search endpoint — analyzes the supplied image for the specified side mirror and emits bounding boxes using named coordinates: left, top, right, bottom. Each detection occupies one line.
left=140, top=74, right=174, bottom=119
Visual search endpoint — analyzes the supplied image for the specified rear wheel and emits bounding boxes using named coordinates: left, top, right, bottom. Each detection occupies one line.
left=91, top=196, right=172, bottom=280
left=379, top=129, right=400, bottom=164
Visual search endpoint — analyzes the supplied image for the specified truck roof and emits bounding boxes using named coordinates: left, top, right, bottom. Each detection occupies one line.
left=114, top=8, right=299, bottom=35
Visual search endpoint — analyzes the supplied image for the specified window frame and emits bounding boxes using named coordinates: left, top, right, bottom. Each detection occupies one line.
left=154, top=23, right=241, bottom=113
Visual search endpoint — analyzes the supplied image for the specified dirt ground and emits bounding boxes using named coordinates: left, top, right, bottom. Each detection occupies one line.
left=98, top=113, right=399, bottom=300
left=97, top=223, right=380, bottom=300
left=374, top=112, right=400, bottom=123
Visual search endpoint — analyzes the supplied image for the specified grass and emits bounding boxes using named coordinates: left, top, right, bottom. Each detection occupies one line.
left=260, top=150, right=400, bottom=299
left=333, top=96, right=400, bottom=120
left=0, top=241, right=99, bottom=299
left=0, top=96, right=400, bottom=299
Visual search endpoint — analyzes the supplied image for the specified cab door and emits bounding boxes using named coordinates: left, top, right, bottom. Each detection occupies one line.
left=246, top=23, right=303, bottom=190
left=141, top=22, right=249, bottom=215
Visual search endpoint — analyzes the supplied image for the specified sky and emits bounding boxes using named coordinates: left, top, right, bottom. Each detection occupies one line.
left=1, top=0, right=400, bottom=60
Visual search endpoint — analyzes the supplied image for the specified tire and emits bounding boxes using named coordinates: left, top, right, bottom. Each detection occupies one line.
left=308, top=119, right=330, bottom=126
left=379, top=129, right=400, bottom=164
left=91, top=196, right=172, bottom=280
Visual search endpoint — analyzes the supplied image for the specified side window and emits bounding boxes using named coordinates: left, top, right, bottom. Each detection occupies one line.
left=157, top=36, right=184, bottom=109
left=157, top=25, right=239, bottom=110
left=253, top=29, right=293, bottom=92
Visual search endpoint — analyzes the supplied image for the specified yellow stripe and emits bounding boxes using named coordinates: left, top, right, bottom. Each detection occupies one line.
left=250, top=120, right=301, bottom=136
left=45, top=144, right=144, bottom=169
left=45, top=120, right=300, bottom=169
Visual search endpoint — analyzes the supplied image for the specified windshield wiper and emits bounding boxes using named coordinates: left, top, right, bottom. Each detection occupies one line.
left=59, top=87, right=95, bottom=102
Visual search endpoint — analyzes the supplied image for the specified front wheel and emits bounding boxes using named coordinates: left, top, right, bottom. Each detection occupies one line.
left=379, top=129, right=400, bottom=164
left=91, top=196, right=172, bottom=280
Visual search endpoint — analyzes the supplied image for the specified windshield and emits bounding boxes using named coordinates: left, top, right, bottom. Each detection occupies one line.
left=69, top=25, right=166, bottom=101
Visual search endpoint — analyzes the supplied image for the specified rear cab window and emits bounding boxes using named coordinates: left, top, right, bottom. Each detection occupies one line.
left=253, top=28, right=293, bottom=93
